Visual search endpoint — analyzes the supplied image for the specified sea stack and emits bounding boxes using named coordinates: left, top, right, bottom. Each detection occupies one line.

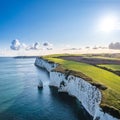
left=38, top=80, right=43, bottom=89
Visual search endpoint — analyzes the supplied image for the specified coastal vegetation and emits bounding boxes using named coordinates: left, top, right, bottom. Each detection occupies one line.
left=98, top=64, right=120, bottom=71
left=42, top=53, right=120, bottom=118
left=97, top=64, right=120, bottom=76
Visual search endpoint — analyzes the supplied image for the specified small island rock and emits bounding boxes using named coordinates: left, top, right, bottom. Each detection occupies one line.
left=38, top=80, right=43, bottom=89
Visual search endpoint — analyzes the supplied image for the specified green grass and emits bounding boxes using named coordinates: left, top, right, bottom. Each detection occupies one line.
left=98, top=64, right=120, bottom=71
left=42, top=54, right=120, bottom=117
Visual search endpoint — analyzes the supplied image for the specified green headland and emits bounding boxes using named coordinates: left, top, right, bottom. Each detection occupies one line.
left=42, top=53, right=120, bottom=118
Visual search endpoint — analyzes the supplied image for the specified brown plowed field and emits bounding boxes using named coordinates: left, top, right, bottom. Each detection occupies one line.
left=59, top=56, right=120, bottom=65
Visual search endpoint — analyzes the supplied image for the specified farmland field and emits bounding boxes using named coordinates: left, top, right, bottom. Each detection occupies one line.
left=98, top=64, right=120, bottom=71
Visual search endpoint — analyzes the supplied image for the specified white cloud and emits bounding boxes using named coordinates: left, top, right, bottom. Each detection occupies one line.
left=10, top=39, right=54, bottom=51
left=43, top=42, right=49, bottom=46
left=10, top=40, right=41, bottom=50
left=33, top=42, right=40, bottom=49
left=109, top=42, right=120, bottom=50
left=10, top=39, right=21, bottom=50
left=26, top=42, right=41, bottom=50
left=43, top=42, right=53, bottom=50
left=10, top=39, right=28, bottom=50
left=20, top=43, right=27, bottom=49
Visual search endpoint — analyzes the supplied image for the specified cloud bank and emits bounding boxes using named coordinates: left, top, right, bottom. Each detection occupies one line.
left=10, top=39, right=53, bottom=50
left=109, top=42, right=120, bottom=50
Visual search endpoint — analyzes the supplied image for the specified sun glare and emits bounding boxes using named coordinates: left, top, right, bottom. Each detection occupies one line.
left=99, top=16, right=117, bottom=32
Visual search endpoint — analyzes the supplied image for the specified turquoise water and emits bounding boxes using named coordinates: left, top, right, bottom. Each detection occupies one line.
left=0, top=58, right=92, bottom=120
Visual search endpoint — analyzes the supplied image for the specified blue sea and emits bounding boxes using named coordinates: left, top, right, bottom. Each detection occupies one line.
left=0, top=57, right=92, bottom=120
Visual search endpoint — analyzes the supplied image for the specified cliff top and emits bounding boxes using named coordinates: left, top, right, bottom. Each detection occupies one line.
left=41, top=53, right=120, bottom=118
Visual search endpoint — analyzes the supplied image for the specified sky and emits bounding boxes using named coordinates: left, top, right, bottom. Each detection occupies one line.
left=0, top=0, right=120, bottom=50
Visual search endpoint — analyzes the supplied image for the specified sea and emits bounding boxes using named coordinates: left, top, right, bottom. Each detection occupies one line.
left=0, top=57, right=92, bottom=120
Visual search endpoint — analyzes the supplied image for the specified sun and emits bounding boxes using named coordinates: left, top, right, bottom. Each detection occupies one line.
left=99, top=16, right=117, bottom=32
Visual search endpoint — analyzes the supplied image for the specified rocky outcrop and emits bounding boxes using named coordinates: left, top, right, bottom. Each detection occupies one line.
left=35, top=57, right=119, bottom=120
left=38, top=80, right=43, bottom=89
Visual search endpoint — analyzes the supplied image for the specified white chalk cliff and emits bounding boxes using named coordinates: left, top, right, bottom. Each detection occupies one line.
left=35, top=57, right=119, bottom=120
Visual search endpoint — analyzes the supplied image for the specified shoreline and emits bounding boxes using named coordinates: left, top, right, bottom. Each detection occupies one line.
left=35, top=56, right=120, bottom=120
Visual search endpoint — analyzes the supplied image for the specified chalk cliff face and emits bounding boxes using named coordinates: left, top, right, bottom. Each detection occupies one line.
left=35, top=57, right=57, bottom=72
left=35, top=57, right=118, bottom=120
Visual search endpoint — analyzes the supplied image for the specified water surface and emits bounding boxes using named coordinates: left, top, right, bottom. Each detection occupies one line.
left=0, top=57, right=92, bottom=120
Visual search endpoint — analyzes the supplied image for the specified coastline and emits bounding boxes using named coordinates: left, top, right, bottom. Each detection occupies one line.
left=35, top=56, right=119, bottom=120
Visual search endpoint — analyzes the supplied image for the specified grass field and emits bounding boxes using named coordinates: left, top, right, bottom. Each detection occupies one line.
left=98, top=64, right=120, bottom=71
left=42, top=54, right=120, bottom=118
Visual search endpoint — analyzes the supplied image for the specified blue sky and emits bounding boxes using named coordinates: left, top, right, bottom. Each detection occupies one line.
left=0, top=0, right=120, bottom=49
